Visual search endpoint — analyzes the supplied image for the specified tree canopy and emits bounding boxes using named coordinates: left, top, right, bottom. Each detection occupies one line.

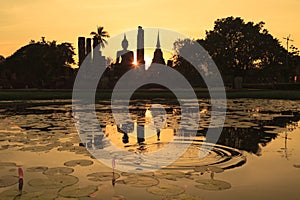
left=90, top=26, right=110, bottom=49
left=203, top=17, right=288, bottom=73
left=173, top=16, right=299, bottom=85
left=1, top=38, right=76, bottom=88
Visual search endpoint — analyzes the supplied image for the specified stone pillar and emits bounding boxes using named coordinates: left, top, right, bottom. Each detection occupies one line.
left=86, top=38, right=92, bottom=55
left=78, top=37, right=85, bottom=67
left=137, top=26, right=145, bottom=66
left=93, top=37, right=99, bottom=49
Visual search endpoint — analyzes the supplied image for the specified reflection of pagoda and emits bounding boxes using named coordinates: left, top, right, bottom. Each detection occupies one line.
left=151, top=31, right=166, bottom=65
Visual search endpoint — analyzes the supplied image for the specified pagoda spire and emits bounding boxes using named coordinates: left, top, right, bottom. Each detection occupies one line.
left=156, top=31, right=161, bottom=49
left=151, top=30, right=165, bottom=66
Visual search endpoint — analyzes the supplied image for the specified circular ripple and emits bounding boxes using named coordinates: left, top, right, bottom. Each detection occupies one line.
left=108, top=139, right=246, bottom=172
left=152, top=140, right=247, bottom=171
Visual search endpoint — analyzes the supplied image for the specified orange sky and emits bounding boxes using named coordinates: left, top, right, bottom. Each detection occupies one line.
left=1, top=0, right=300, bottom=62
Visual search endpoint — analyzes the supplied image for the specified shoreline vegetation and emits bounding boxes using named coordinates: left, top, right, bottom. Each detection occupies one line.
left=1, top=88, right=300, bottom=100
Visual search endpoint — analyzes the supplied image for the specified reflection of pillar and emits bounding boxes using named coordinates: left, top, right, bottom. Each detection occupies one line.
left=78, top=37, right=85, bottom=66
left=137, top=109, right=146, bottom=144
left=137, top=26, right=145, bottom=66
left=137, top=124, right=145, bottom=144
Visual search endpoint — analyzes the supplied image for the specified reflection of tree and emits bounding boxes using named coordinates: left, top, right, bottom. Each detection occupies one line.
left=216, top=114, right=300, bottom=155
left=282, top=122, right=298, bottom=160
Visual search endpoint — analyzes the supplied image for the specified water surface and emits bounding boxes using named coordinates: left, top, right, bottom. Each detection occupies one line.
left=0, top=99, right=300, bottom=199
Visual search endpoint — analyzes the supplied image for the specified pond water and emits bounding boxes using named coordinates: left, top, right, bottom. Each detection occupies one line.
left=0, top=99, right=300, bottom=200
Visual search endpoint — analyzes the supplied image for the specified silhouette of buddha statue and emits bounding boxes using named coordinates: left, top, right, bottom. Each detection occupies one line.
left=116, top=34, right=134, bottom=66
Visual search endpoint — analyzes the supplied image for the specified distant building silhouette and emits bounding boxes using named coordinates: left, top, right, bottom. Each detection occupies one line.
left=151, top=31, right=166, bottom=65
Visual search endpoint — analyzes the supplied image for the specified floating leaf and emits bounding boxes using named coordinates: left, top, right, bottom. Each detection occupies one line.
left=293, top=164, right=300, bottom=168
left=59, top=185, right=97, bottom=198
left=121, top=172, right=154, bottom=177
left=123, top=174, right=159, bottom=187
left=64, top=160, right=93, bottom=167
left=155, top=171, right=185, bottom=181
left=112, top=195, right=127, bottom=200
left=162, top=194, right=203, bottom=200
left=0, top=162, right=17, bottom=167
left=0, top=175, right=18, bottom=187
left=194, top=166, right=224, bottom=173
left=147, top=183, right=185, bottom=196
left=43, top=167, right=74, bottom=176
left=87, top=172, right=120, bottom=182
left=28, top=175, right=78, bottom=189
left=195, top=179, right=231, bottom=190
left=0, top=189, right=20, bottom=199
left=26, top=166, right=48, bottom=172
left=16, top=191, right=57, bottom=200
left=55, top=197, right=79, bottom=200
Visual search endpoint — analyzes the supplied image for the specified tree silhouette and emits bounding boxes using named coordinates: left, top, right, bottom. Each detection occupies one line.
left=172, top=16, right=297, bottom=85
left=0, top=55, right=5, bottom=63
left=203, top=17, right=287, bottom=77
left=90, top=26, right=110, bottom=50
left=2, top=38, right=75, bottom=88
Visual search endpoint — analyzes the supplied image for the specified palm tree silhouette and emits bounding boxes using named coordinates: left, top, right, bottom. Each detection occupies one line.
left=90, top=26, right=110, bottom=50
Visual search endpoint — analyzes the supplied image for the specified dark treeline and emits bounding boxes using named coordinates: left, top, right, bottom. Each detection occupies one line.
left=0, top=16, right=299, bottom=89
left=173, top=17, right=300, bottom=88
left=0, top=37, right=76, bottom=89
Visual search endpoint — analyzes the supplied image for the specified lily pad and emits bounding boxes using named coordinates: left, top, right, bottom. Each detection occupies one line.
left=28, top=175, right=78, bottom=189
left=112, top=195, right=127, bottom=200
left=123, top=174, right=159, bottom=187
left=0, top=175, right=18, bottom=187
left=16, top=191, right=57, bottom=200
left=146, top=183, right=185, bottom=196
left=21, top=145, right=53, bottom=152
left=43, top=167, right=74, bottom=176
left=194, top=166, right=224, bottom=174
left=87, top=172, right=120, bottom=182
left=0, top=189, right=21, bottom=199
left=26, top=166, right=48, bottom=173
left=195, top=179, right=231, bottom=190
left=55, top=197, right=79, bottom=200
left=162, top=194, right=203, bottom=200
left=155, top=171, right=185, bottom=181
left=59, top=185, right=98, bottom=198
left=55, top=198, right=79, bottom=200
left=293, top=164, right=300, bottom=168
left=64, top=160, right=93, bottom=167
left=0, top=162, right=17, bottom=167
left=121, top=172, right=154, bottom=177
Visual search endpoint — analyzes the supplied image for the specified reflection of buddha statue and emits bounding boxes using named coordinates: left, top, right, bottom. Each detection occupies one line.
left=116, top=34, right=134, bottom=66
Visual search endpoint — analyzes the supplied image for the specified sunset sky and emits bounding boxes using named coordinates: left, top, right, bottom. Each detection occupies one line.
left=1, top=0, right=299, bottom=64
